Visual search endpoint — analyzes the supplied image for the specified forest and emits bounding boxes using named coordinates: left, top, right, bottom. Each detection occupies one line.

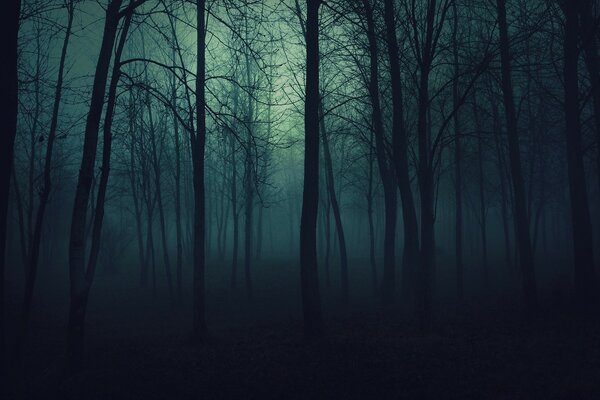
left=1, top=0, right=600, bottom=398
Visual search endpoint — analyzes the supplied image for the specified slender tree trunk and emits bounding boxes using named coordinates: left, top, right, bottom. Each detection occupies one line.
left=230, top=134, right=239, bottom=289
left=363, top=0, right=397, bottom=304
left=192, top=0, right=207, bottom=341
left=172, top=74, right=183, bottom=304
left=244, top=58, right=254, bottom=300
left=452, top=1, right=463, bottom=301
left=323, top=198, right=332, bottom=288
left=146, top=93, right=174, bottom=305
left=366, top=130, right=377, bottom=295
left=473, top=94, right=489, bottom=286
left=128, top=93, right=148, bottom=288
left=300, top=0, right=323, bottom=340
left=562, top=2, right=596, bottom=305
left=319, top=103, right=349, bottom=305
left=255, top=201, right=263, bottom=261
left=15, top=1, right=75, bottom=362
left=496, top=0, right=537, bottom=311
left=491, top=96, right=513, bottom=270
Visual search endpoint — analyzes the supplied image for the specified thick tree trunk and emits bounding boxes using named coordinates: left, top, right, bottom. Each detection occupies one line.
left=383, top=0, right=419, bottom=306
left=0, top=0, right=21, bottom=376
left=67, top=1, right=129, bottom=371
left=415, top=0, right=438, bottom=332
left=496, top=0, right=537, bottom=311
left=579, top=0, right=600, bottom=199
left=562, top=2, right=596, bottom=305
left=300, top=0, right=323, bottom=340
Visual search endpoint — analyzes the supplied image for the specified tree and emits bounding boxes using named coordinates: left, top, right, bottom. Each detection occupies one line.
left=66, top=0, right=133, bottom=371
left=361, top=0, right=398, bottom=305
left=192, top=0, right=207, bottom=342
left=15, top=0, right=75, bottom=362
left=560, top=0, right=596, bottom=305
left=383, top=0, right=420, bottom=306
left=300, top=0, right=324, bottom=340
left=0, top=0, right=21, bottom=380
left=496, top=0, right=538, bottom=312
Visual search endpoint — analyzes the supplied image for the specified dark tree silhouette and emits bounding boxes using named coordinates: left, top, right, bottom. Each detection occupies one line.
left=496, top=0, right=537, bottom=312
left=300, top=0, right=324, bottom=341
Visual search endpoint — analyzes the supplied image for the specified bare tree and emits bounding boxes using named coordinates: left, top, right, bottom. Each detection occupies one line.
left=300, top=0, right=324, bottom=340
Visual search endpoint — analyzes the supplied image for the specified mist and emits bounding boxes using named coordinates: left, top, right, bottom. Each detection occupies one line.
left=2, top=0, right=600, bottom=398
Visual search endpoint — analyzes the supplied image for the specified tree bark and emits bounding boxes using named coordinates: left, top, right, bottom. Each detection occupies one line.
left=67, top=0, right=129, bottom=371
left=192, top=0, right=207, bottom=342
left=0, top=0, right=21, bottom=377
left=300, top=0, right=323, bottom=340
left=363, top=0, right=397, bottom=305
left=496, top=0, right=537, bottom=312
left=15, top=0, right=74, bottom=362
left=451, top=0, right=464, bottom=302
left=383, top=0, right=419, bottom=307
left=562, top=1, right=596, bottom=305
left=319, top=103, right=349, bottom=305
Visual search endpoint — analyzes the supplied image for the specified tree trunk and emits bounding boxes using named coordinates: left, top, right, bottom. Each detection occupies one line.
left=491, top=95, right=513, bottom=270
left=319, top=103, right=349, bottom=305
left=452, top=0, right=463, bottom=301
left=473, top=93, right=489, bottom=286
left=496, top=0, right=537, bottom=312
left=230, top=135, right=239, bottom=290
left=146, top=93, right=174, bottom=305
left=300, top=0, right=323, bottom=340
left=579, top=0, right=600, bottom=200
left=67, top=1, right=129, bottom=371
left=562, top=2, right=596, bottom=305
left=172, top=69, right=183, bottom=304
left=0, top=0, right=21, bottom=376
left=363, top=0, right=397, bottom=304
left=192, top=0, right=207, bottom=342
left=15, top=0, right=74, bottom=362
left=366, top=129, right=377, bottom=295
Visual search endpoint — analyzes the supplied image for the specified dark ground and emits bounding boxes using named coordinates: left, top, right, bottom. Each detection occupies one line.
left=5, top=257, right=600, bottom=399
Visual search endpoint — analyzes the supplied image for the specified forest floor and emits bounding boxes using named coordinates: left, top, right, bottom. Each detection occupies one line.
left=5, top=258, right=600, bottom=399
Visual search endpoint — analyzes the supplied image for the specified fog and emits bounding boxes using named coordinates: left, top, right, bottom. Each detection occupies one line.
left=2, top=0, right=600, bottom=398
